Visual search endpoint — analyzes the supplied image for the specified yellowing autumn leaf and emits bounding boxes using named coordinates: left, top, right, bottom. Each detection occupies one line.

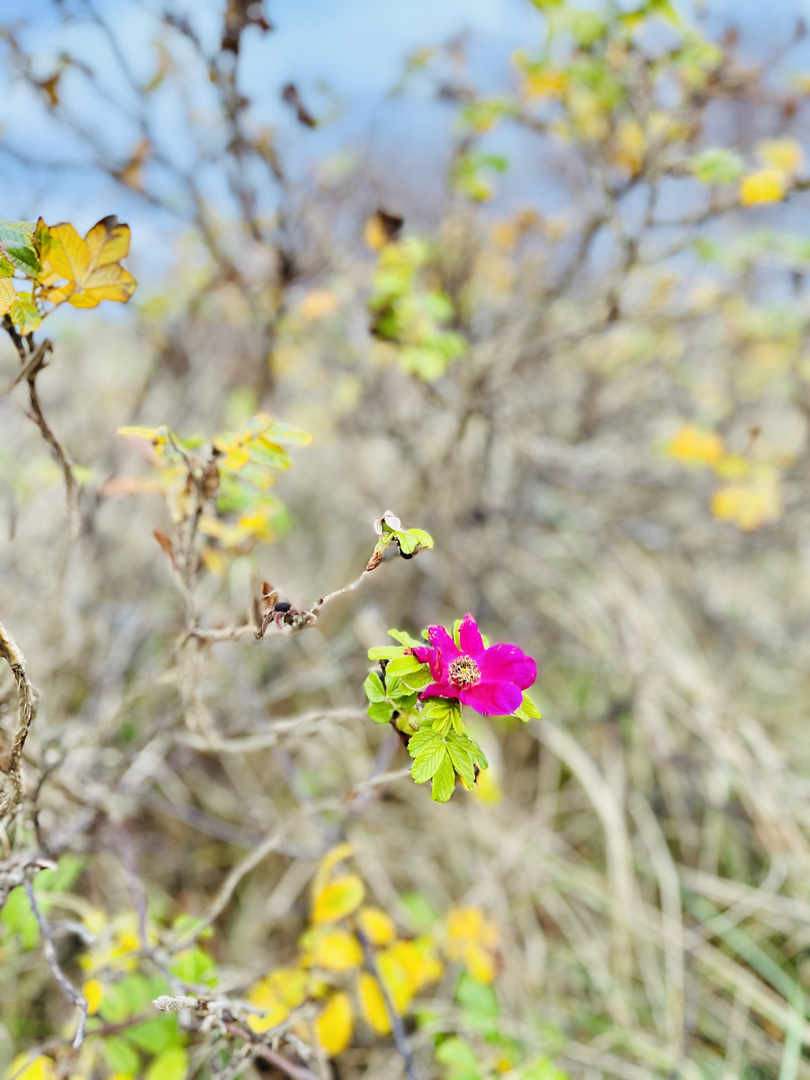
left=611, top=118, right=645, bottom=175
left=7, top=1055, right=56, bottom=1080
left=711, top=479, right=781, bottom=531
left=0, top=278, right=15, bottom=317
left=304, top=927, right=363, bottom=971
left=356, top=906, right=397, bottom=947
left=667, top=425, right=724, bottom=467
left=740, top=169, right=786, bottom=206
left=246, top=968, right=308, bottom=1033
left=83, top=978, right=105, bottom=1016
left=315, top=991, right=354, bottom=1056
left=37, top=216, right=136, bottom=308
left=358, top=971, right=391, bottom=1035
left=312, top=874, right=365, bottom=925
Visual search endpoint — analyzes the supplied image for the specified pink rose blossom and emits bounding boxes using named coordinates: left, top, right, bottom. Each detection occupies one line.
left=412, top=614, right=536, bottom=717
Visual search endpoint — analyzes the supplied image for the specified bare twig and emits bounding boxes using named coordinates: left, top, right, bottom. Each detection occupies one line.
left=24, top=879, right=89, bottom=1049
left=354, top=924, right=420, bottom=1080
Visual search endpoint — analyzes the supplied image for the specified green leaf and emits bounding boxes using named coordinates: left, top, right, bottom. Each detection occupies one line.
left=145, top=1046, right=189, bottom=1080
left=367, top=646, right=405, bottom=661
left=0, top=257, right=14, bottom=277
left=435, top=1036, right=480, bottom=1079
left=0, top=220, right=39, bottom=276
left=407, top=727, right=443, bottom=753
left=514, top=693, right=542, bottom=722
left=125, top=1015, right=180, bottom=1054
left=388, top=628, right=423, bottom=648
left=411, top=742, right=448, bottom=784
left=263, top=419, right=312, bottom=445
left=9, top=291, right=42, bottom=335
left=407, top=528, right=433, bottom=548
left=399, top=666, right=432, bottom=691
left=456, top=971, right=499, bottom=1016
left=368, top=701, right=395, bottom=724
left=385, top=655, right=425, bottom=678
left=691, top=148, right=745, bottom=184
left=364, top=671, right=386, bottom=703
left=168, top=945, right=218, bottom=987
left=105, top=1037, right=141, bottom=1076
left=431, top=755, right=456, bottom=802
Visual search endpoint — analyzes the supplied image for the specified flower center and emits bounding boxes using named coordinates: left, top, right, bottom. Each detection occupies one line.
left=449, top=655, right=481, bottom=687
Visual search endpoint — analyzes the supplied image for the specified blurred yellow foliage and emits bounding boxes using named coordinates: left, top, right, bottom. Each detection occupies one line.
left=711, top=479, right=781, bottom=531
left=667, top=425, right=724, bottom=467
left=312, top=874, right=366, bottom=925
left=315, top=991, right=354, bottom=1055
left=757, top=137, right=804, bottom=176
left=300, top=289, right=338, bottom=320
left=740, top=169, right=786, bottom=206
left=6, top=1057, right=56, bottom=1080
left=444, top=907, right=500, bottom=984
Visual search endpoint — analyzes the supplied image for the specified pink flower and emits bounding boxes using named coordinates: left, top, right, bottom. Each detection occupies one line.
left=412, top=614, right=536, bottom=717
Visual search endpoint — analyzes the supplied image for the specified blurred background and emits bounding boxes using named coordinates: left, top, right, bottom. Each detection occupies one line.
left=4, top=1, right=810, bottom=1077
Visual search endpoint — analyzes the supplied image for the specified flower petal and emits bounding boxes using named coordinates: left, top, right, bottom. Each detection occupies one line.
left=411, top=645, right=434, bottom=664
left=478, top=644, right=536, bottom=691
left=458, top=614, right=484, bottom=658
left=420, top=681, right=460, bottom=700
left=427, top=624, right=460, bottom=660
left=460, top=680, right=523, bottom=716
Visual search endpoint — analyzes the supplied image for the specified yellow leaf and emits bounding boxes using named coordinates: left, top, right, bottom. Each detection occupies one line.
left=306, top=927, right=363, bottom=971
left=300, top=289, right=338, bottom=320
left=757, top=137, right=804, bottom=177
left=38, top=216, right=136, bottom=308
left=356, top=906, right=396, bottom=947
left=667, top=425, right=724, bottom=467
left=444, top=907, right=499, bottom=983
left=312, top=874, right=365, bottom=925
left=464, top=943, right=497, bottom=984
left=472, top=766, right=502, bottom=804
left=740, top=169, right=786, bottom=206
left=611, top=118, right=645, bottom=175
left=83, top=978, right=105, bottom=1016
left=711, top=481, right=780, bottom=531
left=311, top=842, right=354, bottom=898
left=315, top=991, right=354, bottom=1056
left=358, top=971, right=391, bottom=1035
left=7, top=1056, right=56, bottom=1080
left=246, top=968, right=308, bottom=1033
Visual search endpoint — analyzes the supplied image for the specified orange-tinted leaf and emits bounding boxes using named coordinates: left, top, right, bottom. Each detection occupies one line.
left=315, top=991, right=354, bottom=1056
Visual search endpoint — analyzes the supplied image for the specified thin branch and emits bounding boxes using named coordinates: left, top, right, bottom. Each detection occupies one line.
left=24, top=880, right=88, bottom=1049
left=355, top=924, right=420, bottom=1080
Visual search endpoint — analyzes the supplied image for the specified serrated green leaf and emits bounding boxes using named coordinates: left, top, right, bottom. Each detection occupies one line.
left=445, top=739, right=476, bottom=786
left=397, top=530, right=417, bottom=554
left=368, top=701, right=394, bottom=724
left=431, top=755, right=456, bottom=802
left=407, top=726, right=443, bottom=752
left=364, top=671, right=386, bottom=703
left=411, top=742, right=448, bottom=783
left=407, top=528, right=433, bottom=548
left=421, top=697, right=462, bottom=735
left=514, top=693, right=542, bottom=722
left=367, top=646, right=405, bottom=661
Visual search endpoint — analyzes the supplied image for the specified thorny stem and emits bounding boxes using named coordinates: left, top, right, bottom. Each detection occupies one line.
left=0, top=619, right=36, bottom=819
left=24, top=880, right=89, bottom=1050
